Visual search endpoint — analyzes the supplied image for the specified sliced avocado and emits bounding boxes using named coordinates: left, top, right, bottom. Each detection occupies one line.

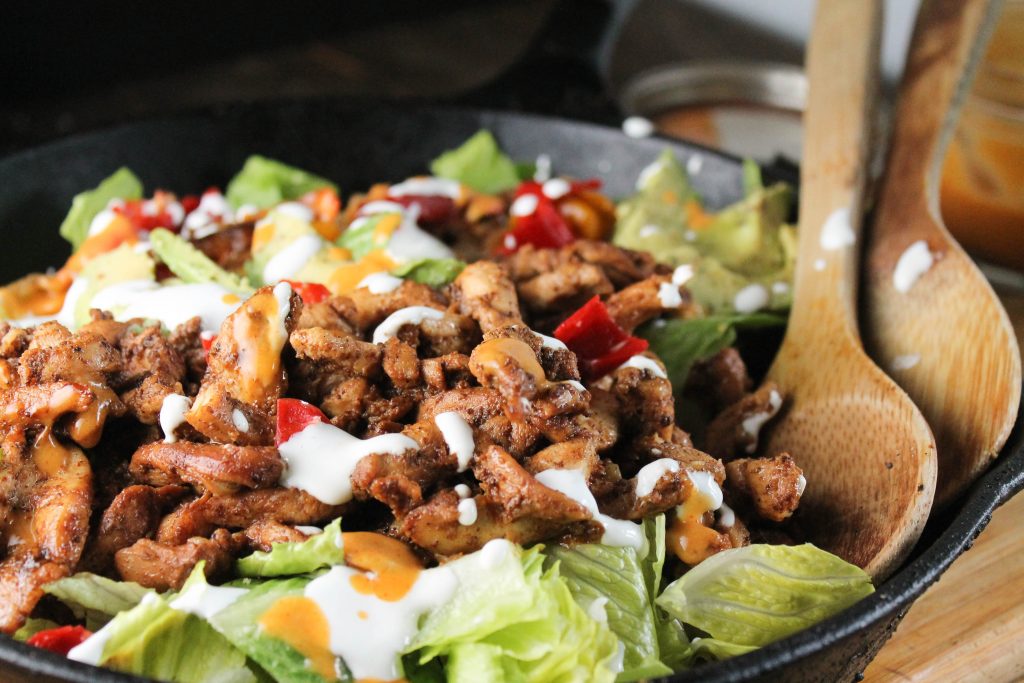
left=73, top=244, right=155, bottom=328
left=244, top=207, right=323, bottom=286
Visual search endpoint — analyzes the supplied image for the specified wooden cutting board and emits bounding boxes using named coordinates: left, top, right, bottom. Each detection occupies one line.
left=864, top=287, right=1024, bottom=682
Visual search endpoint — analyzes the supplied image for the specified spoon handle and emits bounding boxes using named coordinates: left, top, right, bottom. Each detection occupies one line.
left=879, top=0, right=1003, bottom=233
left=788, top=0, right=881, bottom=341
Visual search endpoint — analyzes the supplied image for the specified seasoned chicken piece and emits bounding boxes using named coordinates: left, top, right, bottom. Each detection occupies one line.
left=381, top=338, right=422, bottom=391
left=605, top=275, right=695, bottom=332
left=483, top=323, right=580, bottom=382
left=608, top=360, right=676, bottom=441
left=77, top=311, right=130, bottom=347
left=186, top=284, right=301, bottom=446
left=192, top=221, right=253, bottom=272
left=289, top=326, right=382, bottom=403
left=0, top=383, right=96, bottom=632
left=472, top=444, right=592, bottom=523
left=115, top=529, right=238, bottom=591
left=0, top=324, right=31, bottom=359
left=78, top=484, right=188, bottom=574
left=524, top=440, right=600, bottom=479
left=167, top=316, right=207, bottom=391
left=242, top=518, right=308, bottom=552
left=450, top=261, right=522, bottom=332
left=418, top=387, right=541, bottom=456
left=725, top=453, right=804, bottom=522
left=396, top=311, right=480, bottom=358
left=156, top=488, right=345, bottom=545
left=115, top=322, right=187, bottom=424
left=704, top=383, right=784, bottom=460
left=685, top=347, right=753, bottom=413
left=297, top=300, right=352, bottom=333
left=516, top=262, right=613, bottom=314
left=421, top=353, right=474, bottom=393
left=332, top=280, right=446, bottom=334
left=321, top=377, right=379, bottom=430
left=562, top=240, right=661, bottom=288
left=130, top=442, right=284, bottom=495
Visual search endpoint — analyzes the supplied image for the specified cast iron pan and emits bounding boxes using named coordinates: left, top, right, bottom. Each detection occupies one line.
left=0, top=101, right=1020, bottom=683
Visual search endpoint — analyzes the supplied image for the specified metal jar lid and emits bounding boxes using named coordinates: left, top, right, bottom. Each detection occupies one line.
left=618, top=61, right=807, bottom=116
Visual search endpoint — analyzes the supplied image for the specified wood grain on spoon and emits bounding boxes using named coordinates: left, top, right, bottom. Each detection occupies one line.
left=760, top=0, right=936, bottom=580
left=863, top=0, right=1021, bottom=508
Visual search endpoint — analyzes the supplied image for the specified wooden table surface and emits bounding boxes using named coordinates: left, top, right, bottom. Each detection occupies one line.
left=864, top=286, right=1024, bottom=682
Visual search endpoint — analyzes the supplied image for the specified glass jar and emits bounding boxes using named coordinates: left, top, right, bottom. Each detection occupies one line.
left=940, top=0, right=1024, bottom=271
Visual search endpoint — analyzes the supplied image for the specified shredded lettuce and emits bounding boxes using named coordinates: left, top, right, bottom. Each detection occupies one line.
left=237, top=518, right=344, bottom=578
left=149, top=228, right=253, bottom=296
left=43, top=572, right=150, bottom=630
left=656, top=544, right=874, bottom=651
left=391, top=258, right=465, bottom=287
left=544, top=522, right=673, bottom=682
left=225, top=156, right=336, bottom=210
left=407, top=544, right=620, bottom=683
left=59, top=167, right=143, bottom=251
left=430, top=130, right=520, bottom=195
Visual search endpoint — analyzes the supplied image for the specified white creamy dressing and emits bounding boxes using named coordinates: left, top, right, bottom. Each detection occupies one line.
left=433, top=411, right=475, bottom=472
left=561, top=379, right=587, bottom=392
left=454, top=484, right=471, bottom=499
left=683, top=230, right=697, bottom=242
left=657, top=282, right=683, bottom=308
left=4, top=314, right=57, bottom=328
left=183, top=190, right=232, bottom=238
left=262, top=234, right=323, bottom=284
left=797, top=474, right=807, bottom=497
left=457, top=498, right=478, bottom=526
left=622, top=116, right=655, bottom=139
left=89, top=280, right=242, bottom=332
left=372, top=306, right=445, bottom=345
left=819, top=207, right=855, bottom=250
left=733, top=283, right=769, bottom=314
left=686, top=471, right=724, bottom=511
left=384, top=205, right=455, bottom=264
left=278, top=421, right=419, bottom=505
left=55, top=276, right=91, bottom=328
left=638, top=224, right=661, bottom=238
left=616, top=355, right=667, bottom=379
left=510, top=194, right=539, bottom=217
left=891, top=353, right=921, bottom=371
left=296, top=525, right=323, bottom=536
left=587, top=596, right=610, bottom=624
left=304, top=562, right=458, bottom=681
left=740, top=389, right=783, bottom=453
left=672, top=264, right=695, bottom=287
left=717, top=502, right=736, bottom=529
left=159, top=393, right=192, bottom=443
left=534, top=154, right=553, bottom=182
left=535, top=332, right=567, bottom=351
left=235, top=204, right=260, bottom=221
left=541, top=178, right=571, bottom=200
left=686, top=154, right=704, bottom=176
left=68, top=592, right=162, bottom=665
left=358, top=200, right=407, bottom=216
left=272, top=281, right=293, bottom=338
left=169, top=581, right=247, bottom=619
left=636, top=158, right=664, bottom=190
left=357, top=272, right=404, bottom=294
left=87, top=208, right=120, bottom=237
left=388, top=177, right=462, bottom=200
left=273, top=201, right=315, bottom=223
left=893, top=240, right=934, bottom=293
left=771, top=281, right=790, bottom=296
left=634, top=458, right=680, bottom=498
left=813, top=258, right=826, bottom=271
left=534, top=468, right=644, bottom=549
left=231, top=409, right=250, bottom=433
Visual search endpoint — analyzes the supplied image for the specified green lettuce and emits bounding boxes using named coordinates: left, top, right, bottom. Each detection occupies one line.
left=544, top=518, right=672, bottom=681
left=59, top=167, right=143, bottom=251
left=391, top=258, right=466, bottom=287
left=430, top=130, right=520, bottom=194
left=237, top=518, right=344, bottom=578
left=88, top=573, right=256, bottom=683
left=13, top=618, right=61, bottom=642
left=149, top=228, right=253, bottom=296
left=656, top=544, right=874, bottom=650
left=226, top=156, right=336, bottom=209
left=408, top=544, right=620, bottom=683
left=43, top=572, right=150, bottom=630
left=336, top=213, right=393, bottom=261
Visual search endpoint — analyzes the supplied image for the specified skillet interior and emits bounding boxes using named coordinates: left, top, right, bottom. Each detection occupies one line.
left=0, top=100, right=1020, bottom=683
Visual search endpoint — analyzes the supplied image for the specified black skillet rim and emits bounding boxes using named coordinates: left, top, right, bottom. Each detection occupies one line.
left=0, top=101, right=1020, bottom=683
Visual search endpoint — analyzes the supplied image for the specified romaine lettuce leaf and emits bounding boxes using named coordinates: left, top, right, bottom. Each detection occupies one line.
left=225, top=156, right=336, bottom=209
left=59, top=167, right=143, bottom=251
left=43, top=572, right=150, bottom=630
left=236, top=518, right=344, bottom=577
left=656, top=544, right=874, bottom=649
left=430, top=130, right=520, bottom=194
left=391, top=258, right=465, bottom=287
left=149, top=228, right=253, bottom=296
left=13, top=618, right=61, bottom=642
left=408, top=543, right=620, bottom=683
left=335, top=213, right=395, bottom=261
left=544, top=521, right=671, bottom=682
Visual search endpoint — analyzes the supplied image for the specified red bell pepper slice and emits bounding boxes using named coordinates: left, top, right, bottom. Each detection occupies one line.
left=26, top=625, right=92, bottom=656
left=276, top=398, right=330, bottom=447
left=283, top=280, right=331, bottom=305
left=553, top=296, right=649, bottom=380
left=387, top=194, right=457, bottom=224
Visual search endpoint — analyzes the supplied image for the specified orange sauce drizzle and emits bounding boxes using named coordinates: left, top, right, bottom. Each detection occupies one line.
left=259, top=596, right=339, bottom=681
left=60, top=214, right=138, bottom=275
left=342, top=532, right=423, bottom=602
left=251, top=222, right=276, bottom=253
left=684, top=199, right=715, bottom=230
left=472, top=338, right=549, bottom=386
left=67, top=383, right=117, bottom=449
left=230, top=289, right=286, bottom=404
left=667, top=490, right=723, bottom=566
left=327, top=250, right=397, bottom=295
left=32, top=428, right=74, bottom=478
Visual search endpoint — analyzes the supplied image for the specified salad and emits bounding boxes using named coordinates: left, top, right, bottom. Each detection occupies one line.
left=0, top=131, right=873, bottom=683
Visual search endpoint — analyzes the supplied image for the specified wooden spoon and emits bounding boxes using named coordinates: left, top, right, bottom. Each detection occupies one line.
left=759, top=0, right=937, bottom=580
left=863, top=0, right=1021, bottom=508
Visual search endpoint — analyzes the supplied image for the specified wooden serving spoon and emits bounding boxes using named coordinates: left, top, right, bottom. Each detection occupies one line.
left=759, top=0, right=937, bottom=580
left=863, top=0, right=1021, bottom=508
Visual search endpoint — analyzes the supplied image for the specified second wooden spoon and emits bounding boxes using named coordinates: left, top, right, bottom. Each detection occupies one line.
left=760, top=0, right=937, bottom=580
